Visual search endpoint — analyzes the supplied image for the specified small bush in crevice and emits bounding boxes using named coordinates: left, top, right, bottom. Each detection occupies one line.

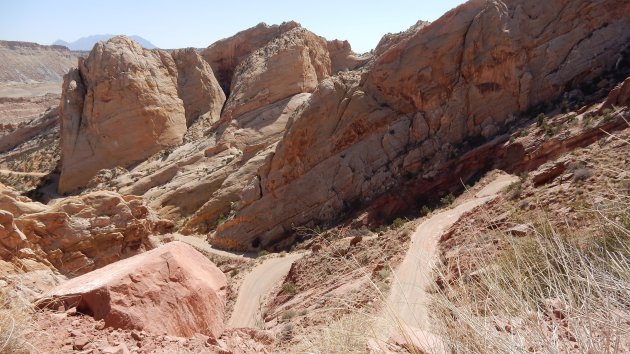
left=282, top=282, right=298, bottom=295
left=440, top=193, right=455, bottom=206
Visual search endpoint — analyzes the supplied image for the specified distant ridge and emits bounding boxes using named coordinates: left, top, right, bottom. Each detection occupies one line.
left=54, top=34, right=157, bottom=51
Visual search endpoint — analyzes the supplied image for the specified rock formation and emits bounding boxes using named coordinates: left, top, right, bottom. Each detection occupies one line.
left=222, top=26, right=330, bottom=120
left=327, top=39, right=370, bottom=74
left=0, top=184, right=173, bottom=277
left=40, top=241, right=227, bottom=338
left=202, top=21, right=300, bottom=93
left=58, top=36, right=225, bottom=193
left=54, top=0, right=630, bottom=251
left=207, top=0, right=630, bottom=249
left=171, top=48, right=226, bottom=140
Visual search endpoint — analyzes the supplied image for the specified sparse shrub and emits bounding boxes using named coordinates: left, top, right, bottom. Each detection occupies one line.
left=0, top=289, right=33, bottom=353
left=282, top=282, right=298, bottom=295
left=392, top=217, right=406, bottom=229
left=519, top=128, right=529, bottom=137
left=375, top=225, right=388, bottom=234
left=215, top=213, right=227, bottom=227
left=377, top=267, right=391, bottom=280
left=561, top=94, right=570, bottom=113
left=543, top=123, right=556, bottom=137
left=280, top=323, right=295, bottom=341
left=582, top=114, right=592, bottom=128
left=572, top=167, right=592, bottom=182
left=431, top=185, right=630, bottom=353
left=440, top=193, right=455, bottom=206
left=536, top=113, right=546, bottom=127
left=257, top=250, right=269, bottom=257
left=281, top=309, right=297, bottom=321
left=505, top=177, right=525, bottom=200
left=420, top=205, right=432, bottom=217
left=601, top=107, right=613, bottom=121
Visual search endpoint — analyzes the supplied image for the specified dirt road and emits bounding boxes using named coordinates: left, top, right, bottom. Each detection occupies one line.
left=385, top=173, right=518, bottom=329
left=0, top=169, right=47, bottom=177
left=228, top=253, right=305, bottom=328
left=174, top=234, right=254, bottom=259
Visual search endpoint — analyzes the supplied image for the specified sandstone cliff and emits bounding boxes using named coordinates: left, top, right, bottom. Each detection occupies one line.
left=56, top=0, right=630, bottom=251
left=204, top=0, right=630, bottom=249
left=222, top=26, right=331, bottom=120
left=58, top=36, right=225, bottom=193
left=202, top=21, right=300, bottom=94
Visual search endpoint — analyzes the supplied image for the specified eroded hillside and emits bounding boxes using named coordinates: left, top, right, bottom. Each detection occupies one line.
left=1, top=0, right=629, bottom=352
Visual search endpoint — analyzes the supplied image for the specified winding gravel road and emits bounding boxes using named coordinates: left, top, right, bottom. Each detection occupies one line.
left=228, top=253, right=306, bottom=328
left=385, top=173, right=518, bottom=329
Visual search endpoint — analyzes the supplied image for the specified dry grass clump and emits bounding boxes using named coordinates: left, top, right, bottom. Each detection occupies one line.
left=430, top=183, right=630, bottom=353
left=0, top=285, right=35, bottom=353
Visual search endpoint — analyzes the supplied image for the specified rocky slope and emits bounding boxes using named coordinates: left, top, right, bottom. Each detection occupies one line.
left=0, top=41, right=77, bottom=84
left=208, top=0, right=630, bottom=250
left=51, top=0, right=630, bottom=253
left=0, top=184, right=173, bottom=299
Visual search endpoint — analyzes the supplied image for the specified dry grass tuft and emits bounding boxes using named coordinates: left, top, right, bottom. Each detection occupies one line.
left=0, top=285, right=36, bottom=353
left=430, top=179, right=630, bottom=353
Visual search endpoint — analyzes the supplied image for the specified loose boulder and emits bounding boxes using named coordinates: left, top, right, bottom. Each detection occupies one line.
left=40, top=241, right=227, bottom=338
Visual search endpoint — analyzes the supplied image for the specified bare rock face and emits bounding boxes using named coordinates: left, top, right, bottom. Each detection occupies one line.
left=601, top=76, right=630, bottom=111
left=201, top=21, right=300, bottom=94
left=373, top=20, right=430, bottom=58
left=171, top=48, right=226, bottom=140
left=0, top=184, right=173, bottom=277
left=366, top=0, right=630, bottom=139
left=222, top=27, right=331, bottom=120
left=209, top=0, right=630, bottom=250
left=40, top=241, right=227, bottom=338
left=327, top=39, right=370, bottom=74
left=58, top=37, right=227, bottom=193
left=58, top=36, right=187, bottom=193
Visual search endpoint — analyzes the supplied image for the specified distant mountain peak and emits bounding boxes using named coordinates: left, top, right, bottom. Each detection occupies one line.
left=53, top=34, right=157, bottom=51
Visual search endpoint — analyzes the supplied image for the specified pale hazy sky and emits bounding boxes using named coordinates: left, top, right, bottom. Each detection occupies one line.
left=0, top=0, right=466, bottom=53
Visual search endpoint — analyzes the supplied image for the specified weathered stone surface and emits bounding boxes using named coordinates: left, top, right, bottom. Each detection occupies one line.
left=222, top=27, right=330, bottom=120
left=171, top=48, right=226, bottom=141
left=0, top=106, right=58, bottom=153
left=41, top=241, right=227, bottom=338
left=201, top=21, right=300, bottom=94
left=373, top=20, right=430, bottom=58
left=327, top=39, right=370, bottom=74
left=600, top=76, right=630, bottom=112
left=208, top=0, right=630, bottom=249
left=366, top=0, right=630, bottom=138
left=0, top=184, right=173, bottom=277
left=58, top=36, right=187, bottom=193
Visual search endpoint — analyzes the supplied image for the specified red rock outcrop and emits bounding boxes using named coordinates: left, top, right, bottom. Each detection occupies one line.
left=205, top=0, right=630, bottom=250
left=222, top=27, right=330, bottom=120
left=40, top=241, right=227, bottom=339
left=201, top=21, right=300, bottom=93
